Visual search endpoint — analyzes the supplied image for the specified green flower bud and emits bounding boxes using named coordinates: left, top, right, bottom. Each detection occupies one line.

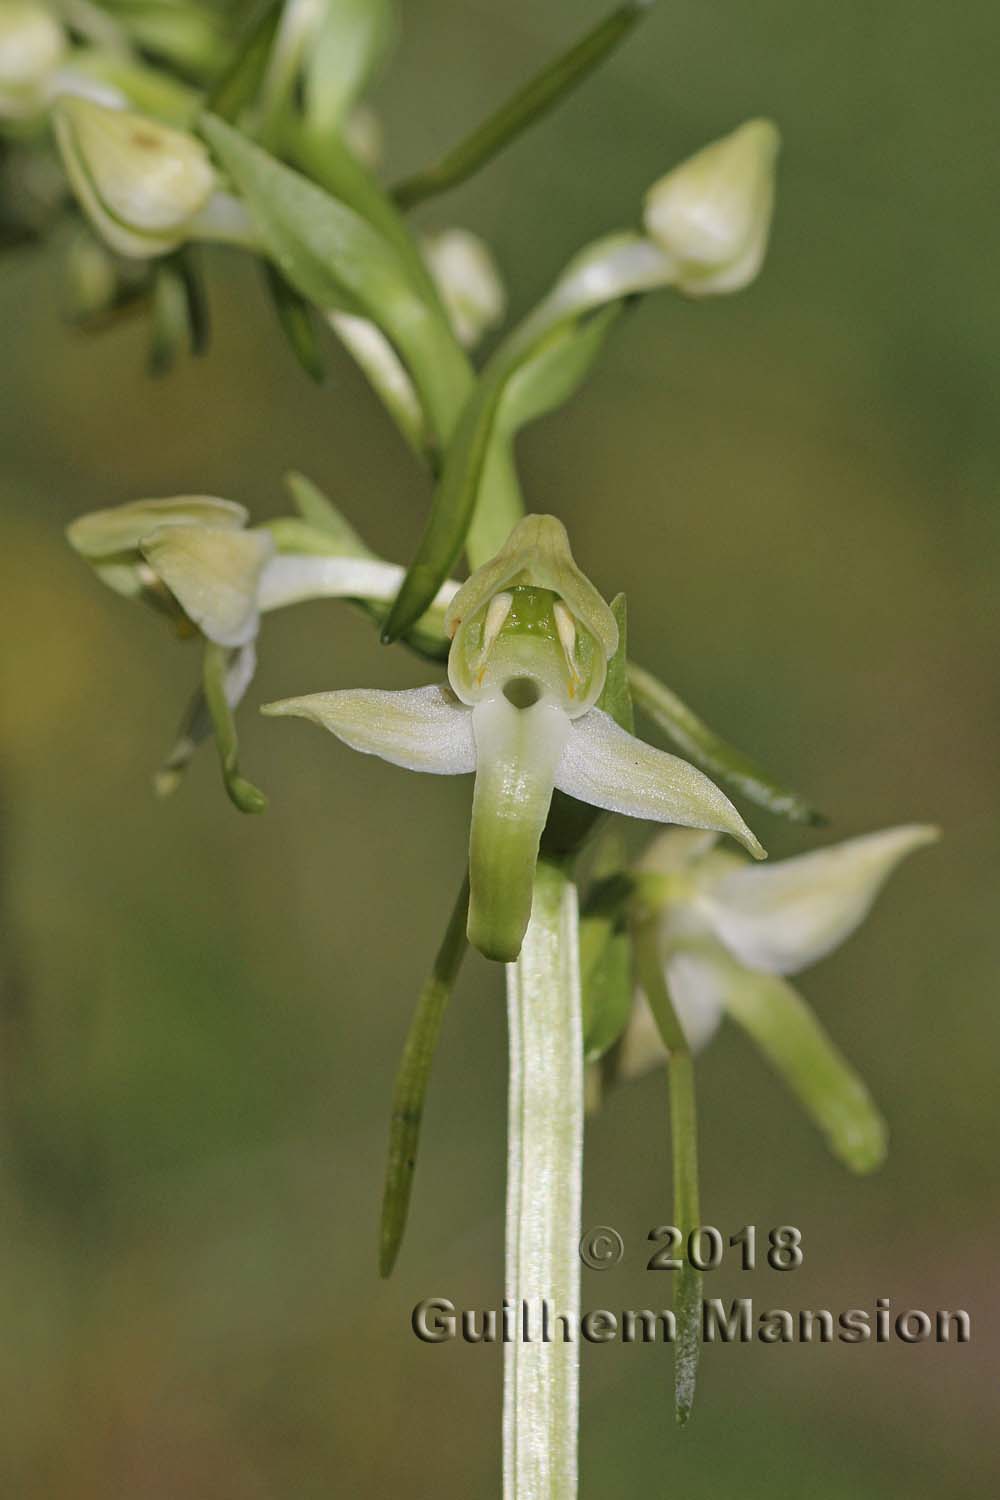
left=422, top=228, right=506, bottom=348
left=52, top=95, right=216, bottom=258
left=643, top=118, right=780, bottom=296
left=0, top=0, right=64, bottom=120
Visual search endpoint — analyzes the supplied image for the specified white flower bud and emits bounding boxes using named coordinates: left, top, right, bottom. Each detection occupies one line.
left=0, top=1, right=65, bottom=119
left=643, top=118, right=780, bottom=296
left=422, top=228, right=506, bottom=348
left=52, top=95, right=216, bottom=259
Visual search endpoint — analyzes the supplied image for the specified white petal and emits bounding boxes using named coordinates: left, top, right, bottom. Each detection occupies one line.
left=67, top=495, right=247, bottom=559
left=621, top=947, right=726, bottom=1079
left=701, top=824, right=939, bottom=975
left=141, top=525, right=274, bottom=647
left=261, top=683, right=476, bottom=775
left=554, top=708, right=765, bottom=859
left=257, top=553, right=459, bottom=613
left=664, top=949, right=728, bottom=1052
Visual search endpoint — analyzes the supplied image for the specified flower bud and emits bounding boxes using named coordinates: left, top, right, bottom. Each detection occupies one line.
left=643, top=118, right=779, bottom=296
left=0, top=1, right=65, bottom=120
left=422, top=228, right=505, bottom=348
left=52, top=95, right=216, bottom=258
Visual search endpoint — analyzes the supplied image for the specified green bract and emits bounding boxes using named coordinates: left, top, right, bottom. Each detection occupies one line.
left=265, top=515, right=764, bottom=962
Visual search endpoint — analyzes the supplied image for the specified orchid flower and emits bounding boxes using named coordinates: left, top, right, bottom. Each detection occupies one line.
left=264, top=515, right=765, bottom=962
left=615, top=823, right=939, bottom=1169
left=66, top=481, right=458, bottom=808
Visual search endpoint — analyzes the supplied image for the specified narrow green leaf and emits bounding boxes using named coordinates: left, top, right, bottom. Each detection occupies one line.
left=633, top=912, right=702, bottom=1424
left=383, top=307, right=623, bottom=642
left=392, top=0, right=654, bottom=210
left=716, top=957, right=888, bottom=1173
left=202, top=114, right=410, bottom=318
left=205, top=1, right=283, bottom=123
left=627, top=660, right=825, bottom=826
left=381, top=368, right=507, bottom=642
left=301, top=0, right=396, bottom=136
left=380, top=874, right=470, bottom=1277
left=264, top=262, right=325, bottom=382
left=147, top=250, right=208, bottom=374
left=581, top=920, right=632, bottom=1061
left=176, top=246, right=210, bottom=355
left=499, top=302, right=624, bottom=434
left=284, top=121, right=442, bottom=305
left=202, top=115, right=468, bottom=443
left=465, top=304, right=623, bottom=564
left=202, top=640, right=266, bottom=814
left=147, top=257, right=191, bottom=377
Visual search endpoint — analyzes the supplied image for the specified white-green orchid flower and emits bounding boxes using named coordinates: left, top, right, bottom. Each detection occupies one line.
left=264, top=515, right=765, bottom=962
left=66, top=481, right=459, bottom=808
left=617, top=823, right=939, bottom=1170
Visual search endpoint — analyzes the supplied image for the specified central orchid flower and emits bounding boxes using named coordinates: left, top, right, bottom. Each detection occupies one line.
left=264, top=515, right=765, bottom=961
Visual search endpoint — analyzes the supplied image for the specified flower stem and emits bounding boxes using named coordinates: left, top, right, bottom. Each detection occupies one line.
left=504, top=855, right=582, bottom=1499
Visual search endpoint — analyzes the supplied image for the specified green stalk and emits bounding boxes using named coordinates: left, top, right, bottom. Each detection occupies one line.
left=504, top=857, right=582, bottom=1498
left=632, top=911, right=701, bottom=1424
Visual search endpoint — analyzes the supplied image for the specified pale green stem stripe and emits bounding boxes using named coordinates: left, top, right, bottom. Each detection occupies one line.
left=504, top=857, right=582, bottom=1499
left=633, top=914, right=701, bottom=1423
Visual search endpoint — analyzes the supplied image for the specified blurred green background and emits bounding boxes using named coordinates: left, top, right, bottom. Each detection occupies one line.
left=1, top=1, right=997, bottom=1495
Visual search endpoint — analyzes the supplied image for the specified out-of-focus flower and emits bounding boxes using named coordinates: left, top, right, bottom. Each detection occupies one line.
left=422, top=228, right=506, bottom=347
left=0, top=1, right=65, bottom=121
left=264, top=515, right=763, bottom=962
left=618, top=823, right=939, bottom=1169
